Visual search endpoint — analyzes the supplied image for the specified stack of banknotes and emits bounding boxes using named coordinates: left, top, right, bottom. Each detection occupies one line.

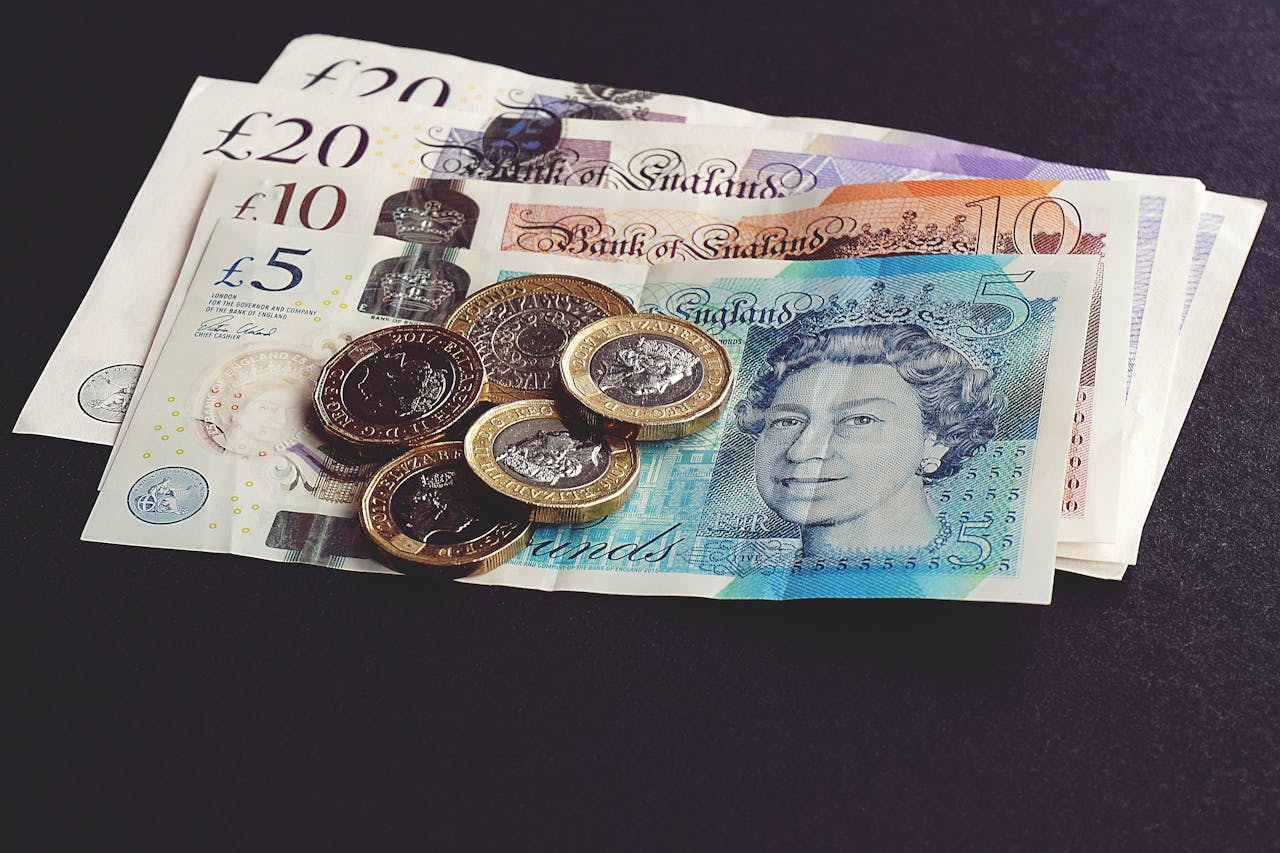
left=15, top=34, right=1265, bottom=604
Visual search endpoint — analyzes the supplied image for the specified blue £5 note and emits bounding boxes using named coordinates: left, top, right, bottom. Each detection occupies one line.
left=493, top=253, right=1094, bottom=603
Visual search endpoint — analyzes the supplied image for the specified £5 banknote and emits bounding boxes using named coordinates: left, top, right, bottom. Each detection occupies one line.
left=87, top=219, right=1094, bottom=602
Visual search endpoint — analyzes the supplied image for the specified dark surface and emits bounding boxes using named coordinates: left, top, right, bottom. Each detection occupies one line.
left=6, top=1, right=1278, bottom=849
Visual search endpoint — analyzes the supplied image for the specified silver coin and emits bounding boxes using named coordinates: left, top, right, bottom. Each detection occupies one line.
left=588, top=334, right=705, bottom=407
left=466, top=293, right=607, bottom=391
left=491, top=416, right=610, bottom=489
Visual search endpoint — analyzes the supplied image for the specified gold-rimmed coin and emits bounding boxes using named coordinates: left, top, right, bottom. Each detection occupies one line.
left=314, top=325, right=487, bottom=448
left=463, top=400, right=639, bottom=523
left=359, top=441, right=533, bottom=578
left=559, top=315, right=733, bottom=440
left=444, top=274, right=634, bottom=404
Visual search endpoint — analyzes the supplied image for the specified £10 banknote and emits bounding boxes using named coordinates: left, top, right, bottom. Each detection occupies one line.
left=86, top=219, right=1094, bottom=603
left=106, top=162, right=1140, bottom=546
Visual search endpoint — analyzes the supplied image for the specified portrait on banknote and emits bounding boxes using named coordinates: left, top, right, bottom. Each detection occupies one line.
left=195, top=345, right=373, bottom=502
left=694, top=272, right=1060, bottom=594
left=733, top=322, right=1005, bottom=558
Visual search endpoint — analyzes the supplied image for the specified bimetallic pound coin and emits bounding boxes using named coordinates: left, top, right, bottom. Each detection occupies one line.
left=560, top=315, right=734, bottom=440
left=360, top=442, right=533, bottom=578
left=463, top=400, right=640, bottom=524
left=314, top=326, right=486, bottom=448
left=444, top=275, right=634, bottom=404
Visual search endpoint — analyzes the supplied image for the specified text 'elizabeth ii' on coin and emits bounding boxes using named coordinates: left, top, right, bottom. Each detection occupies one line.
left=314, top=325, right=487, bottom=448
left=443, top=274, right=634, bottom=404
left=463, top=399, right=640, bottom=524
left=559, top=314, right=734, bottom=440
left=360, top=441, right=534, bottom=577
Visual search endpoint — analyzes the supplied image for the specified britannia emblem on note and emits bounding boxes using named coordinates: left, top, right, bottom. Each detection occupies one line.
left=77, top=364, right=143, bottom=423
left=126, top=467, right=209, bottom=524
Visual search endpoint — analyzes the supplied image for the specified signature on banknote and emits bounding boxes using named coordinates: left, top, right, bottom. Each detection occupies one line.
left=197, top=315, right=280, bottom=338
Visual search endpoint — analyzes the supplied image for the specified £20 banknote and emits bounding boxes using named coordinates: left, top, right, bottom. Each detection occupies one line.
left=19, top=74, right=1178, bottom=455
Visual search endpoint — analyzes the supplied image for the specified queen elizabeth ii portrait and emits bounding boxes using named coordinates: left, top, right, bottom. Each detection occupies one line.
left=734, top=323, right=1005, bottom=557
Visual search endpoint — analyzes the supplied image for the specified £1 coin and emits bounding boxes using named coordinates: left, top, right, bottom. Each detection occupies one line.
left=463, top=399, right=639, bottom=523
left=314, top=325, right=487, bottom=448
left=559, top=314, right=733, bottom=440
left=359, top=441, right=533, bottom=577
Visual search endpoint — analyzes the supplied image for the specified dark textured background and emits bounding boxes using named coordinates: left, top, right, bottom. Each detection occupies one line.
left=6, top=1, right=1278, bottom=848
